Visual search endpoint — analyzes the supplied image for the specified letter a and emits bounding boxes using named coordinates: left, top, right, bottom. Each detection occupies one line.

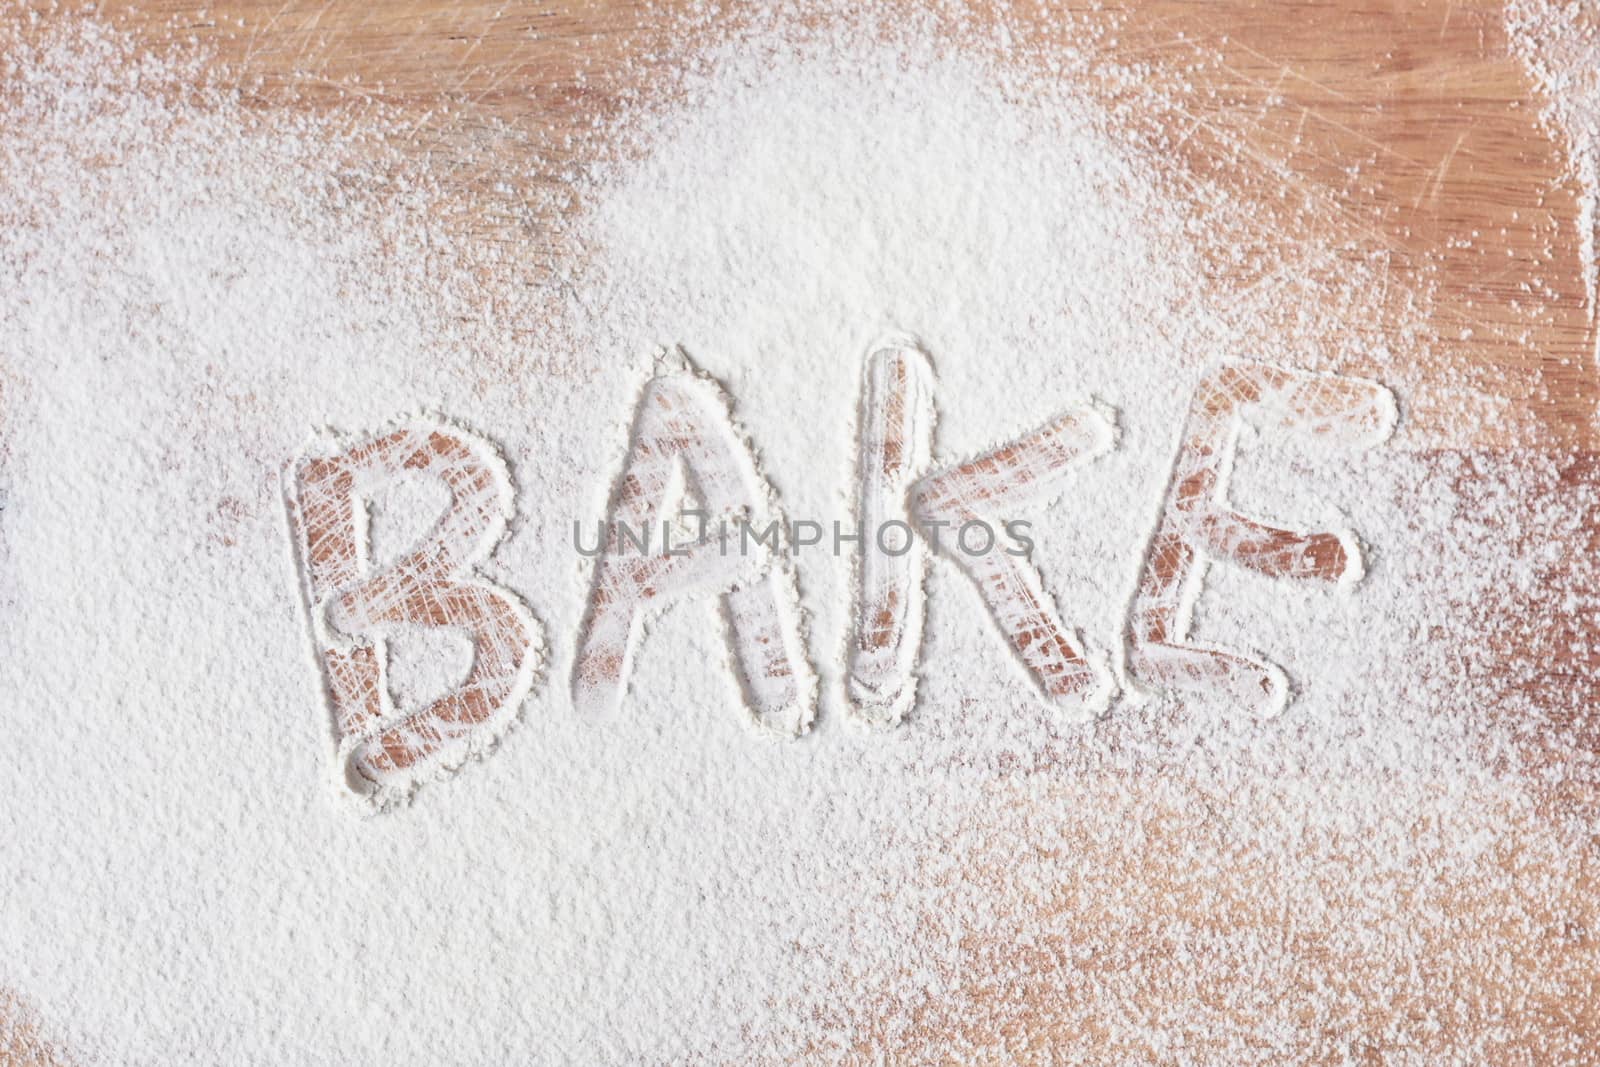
left=572, top=347, right=816, bottom=735
left=286, top=420, right=541, bottom=804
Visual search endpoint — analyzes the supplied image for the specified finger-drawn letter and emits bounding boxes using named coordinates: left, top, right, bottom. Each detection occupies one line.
left=846, top=336, right=936, bottom=727
left=573, top=348, right=816, bottom=736
left=1125, top=360, right=1397, bottom=717
left=287, top=420, right=541, bottom=804
left=911, top=403, right=1119, bottom=720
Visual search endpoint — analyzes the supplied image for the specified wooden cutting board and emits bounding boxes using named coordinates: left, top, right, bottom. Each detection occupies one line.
left=4, top=0, right=1598, bottom=1060
left=31, top=0, right=1589, bottom=446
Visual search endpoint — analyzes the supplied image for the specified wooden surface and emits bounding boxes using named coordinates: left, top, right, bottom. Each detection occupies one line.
left=22, top=0, right=1593, bottom=445
left=5, top=0, right=1600, bottom=1061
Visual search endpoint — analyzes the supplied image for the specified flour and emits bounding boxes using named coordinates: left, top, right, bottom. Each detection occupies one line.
left=286, top=417, right=544, bottom=804
left=1509, top=0, right=1600, bottom=357
left=2, top=9, right=1599, bottom=1065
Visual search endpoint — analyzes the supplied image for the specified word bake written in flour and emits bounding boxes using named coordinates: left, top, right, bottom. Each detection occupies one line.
left=286, top=341, right=1396, bottom=806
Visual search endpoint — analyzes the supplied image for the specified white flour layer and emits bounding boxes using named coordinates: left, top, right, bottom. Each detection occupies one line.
left=1, top=12, right=1598, bottom=1065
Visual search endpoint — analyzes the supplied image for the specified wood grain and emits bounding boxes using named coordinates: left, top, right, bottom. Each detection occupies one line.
left=16, top=0, right=1592, bottom=444
left=0, top=988, right=72, bottom=1067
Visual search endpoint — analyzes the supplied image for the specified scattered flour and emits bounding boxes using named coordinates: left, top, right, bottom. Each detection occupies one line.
left=1509, top=0, right=1600, bottom=370
left=1, top=8, right=1599, bottom=1065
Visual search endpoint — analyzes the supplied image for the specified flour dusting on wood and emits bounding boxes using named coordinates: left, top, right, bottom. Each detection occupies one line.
left=1, top=8, right=1599, bottom=1064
